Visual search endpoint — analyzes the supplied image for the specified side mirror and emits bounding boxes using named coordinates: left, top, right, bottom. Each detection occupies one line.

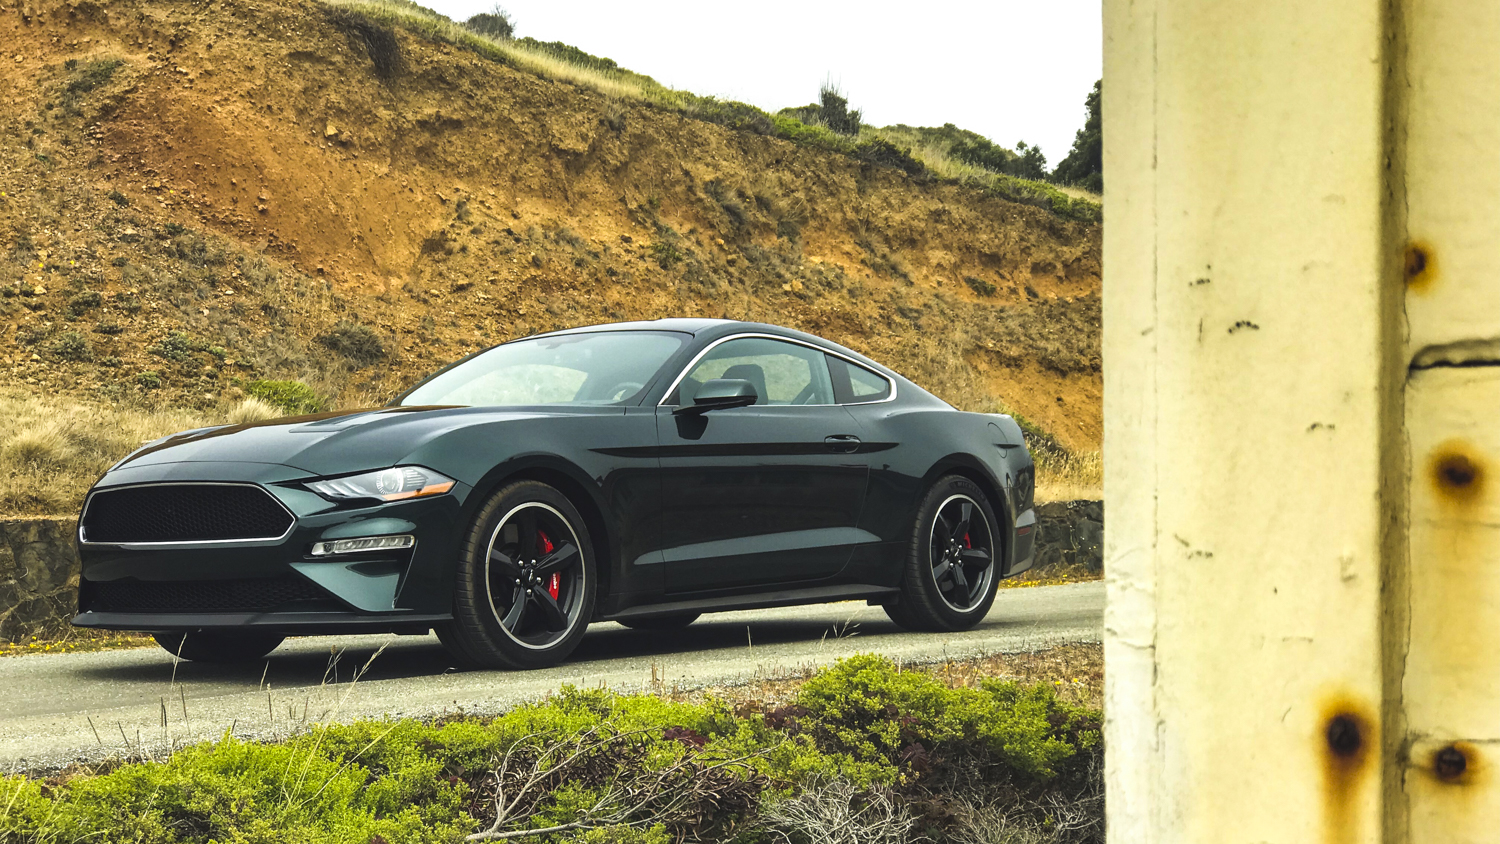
left=676, top=378, right=758, bottom=415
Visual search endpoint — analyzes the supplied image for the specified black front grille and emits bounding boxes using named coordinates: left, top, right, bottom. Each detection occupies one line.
left=85, top=577, right=331, bottom=613
left=82, top=484, right=294, bottom=543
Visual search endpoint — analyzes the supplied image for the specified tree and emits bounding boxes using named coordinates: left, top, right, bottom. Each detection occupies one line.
left=1013, top=141, right=1048, bottom=181
left=1052, top=79, right=1102, bottom=192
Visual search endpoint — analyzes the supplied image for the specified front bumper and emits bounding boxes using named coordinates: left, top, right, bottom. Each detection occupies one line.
left=73, top=461, right=470, bottom=632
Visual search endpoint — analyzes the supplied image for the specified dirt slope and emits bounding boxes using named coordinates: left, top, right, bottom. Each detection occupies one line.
left=0, top=0, right=1101, bottom=450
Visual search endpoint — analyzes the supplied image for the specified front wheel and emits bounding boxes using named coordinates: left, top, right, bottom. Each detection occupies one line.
left=884, top=475, right=1002, bottom=632
left=438, top=480, right=597, bottom=670
left=153, top=631, right=284, bottom=663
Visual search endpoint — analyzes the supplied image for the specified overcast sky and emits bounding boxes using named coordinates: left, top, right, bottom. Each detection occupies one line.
left=422, top=0, right=1102, bottom=167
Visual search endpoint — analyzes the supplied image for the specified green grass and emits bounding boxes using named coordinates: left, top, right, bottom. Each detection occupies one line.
left=321, top=0, right=1101, bottom=223
left=0, top=654, right=1101, bottom=843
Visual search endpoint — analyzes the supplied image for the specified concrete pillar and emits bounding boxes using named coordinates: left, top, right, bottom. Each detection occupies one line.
left=1103, top=0, right=1499, bottom=840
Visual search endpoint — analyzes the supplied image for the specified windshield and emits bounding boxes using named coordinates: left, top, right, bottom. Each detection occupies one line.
left=398, top=331, right=688, bottom=407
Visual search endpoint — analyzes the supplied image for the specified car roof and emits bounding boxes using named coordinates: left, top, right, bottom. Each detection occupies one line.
left=544, top=318, right=735, bottom=336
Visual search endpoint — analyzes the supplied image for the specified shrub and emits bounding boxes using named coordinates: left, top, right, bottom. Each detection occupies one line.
left=135, top=370, right=161, bottom=389
left=317, top=321, right=387, bottom=365
left=51, top=331, right=92, bottom=361
left=148, top=330, right=208, bottom=362
left=965, top=276, right=997, bottom=296
left=246, top=379, right=324, bottom=415
left=794, top=653, right=1096, bottom=781
left=67, top=290, right=102, bottom=316
left=465, top=6, right=514, bottom=39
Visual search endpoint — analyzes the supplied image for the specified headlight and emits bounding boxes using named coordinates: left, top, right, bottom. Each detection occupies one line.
left=308, top=466, right=456, bottom=502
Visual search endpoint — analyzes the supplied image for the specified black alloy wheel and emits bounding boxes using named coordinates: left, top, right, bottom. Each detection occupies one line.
left=439, top=481, right=596, bottom=669
left=928, top=494, right=997, bottom=612
left=152, top=631, right=285, bottom=663
left=885, top=475, right=1002, bottom=632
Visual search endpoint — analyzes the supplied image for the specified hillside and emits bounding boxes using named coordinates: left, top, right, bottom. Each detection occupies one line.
left=0, top=0, right=1101, bottom=508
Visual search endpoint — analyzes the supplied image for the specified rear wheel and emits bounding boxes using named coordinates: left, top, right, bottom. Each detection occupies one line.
left=152, top=631, right=284, bottom=663
left=438, top=480, right=596, bottom=670
left=884, top=475, right=1001, bottom=632
left=617, top=614, right=699, bottom=631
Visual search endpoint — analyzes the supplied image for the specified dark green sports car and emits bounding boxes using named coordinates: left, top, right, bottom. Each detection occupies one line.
left=74, top=319, right=1037, bottom=669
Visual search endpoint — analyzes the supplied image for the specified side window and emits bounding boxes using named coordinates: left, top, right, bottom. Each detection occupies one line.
left=669, top=337, right=835, bottom=406
left=828, top=357, right=893, bottom=404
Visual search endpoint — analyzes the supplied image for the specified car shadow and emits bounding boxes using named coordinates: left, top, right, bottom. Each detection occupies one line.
left=69, top=612, right=1031, bottom=688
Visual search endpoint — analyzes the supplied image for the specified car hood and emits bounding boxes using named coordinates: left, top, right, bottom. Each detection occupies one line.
left=112, top=405, right=611, bottom=477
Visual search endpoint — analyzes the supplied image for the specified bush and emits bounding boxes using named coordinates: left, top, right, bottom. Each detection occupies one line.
left=465, top=6, right=514, bottom=39
left=246, top=379, right=324, bottom=415
left=135, top=370, right=161, bottom=389
left=148, top=330, right=209, bottom=362
left=794, top=654, right=1096, bottom=782
left=51, top=331, right=92, bottom=361
left=317, top=321, right=388, bottom=366
left=67, top=290, right=102, bottom=316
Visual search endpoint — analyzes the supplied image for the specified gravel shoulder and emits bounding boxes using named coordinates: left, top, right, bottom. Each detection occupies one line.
left=0, top=582, right=1103, bottom=770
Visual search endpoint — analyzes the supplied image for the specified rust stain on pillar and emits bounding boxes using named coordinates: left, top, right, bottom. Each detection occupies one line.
left=1321, top=696, right=1377, bottom=844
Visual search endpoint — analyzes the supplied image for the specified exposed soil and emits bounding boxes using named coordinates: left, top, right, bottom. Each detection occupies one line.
left=0, top=0, right=1101, bottom=449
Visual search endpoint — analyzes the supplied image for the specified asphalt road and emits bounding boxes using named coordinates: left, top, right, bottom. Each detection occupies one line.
left=0, top=582, right=1103, bottom=770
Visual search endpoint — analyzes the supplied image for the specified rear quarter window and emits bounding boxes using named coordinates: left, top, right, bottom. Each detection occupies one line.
left=829, top=356, right=893, bottom=404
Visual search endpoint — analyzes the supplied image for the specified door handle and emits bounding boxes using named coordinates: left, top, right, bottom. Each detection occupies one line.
left=824, top=435, right=862, bottom=453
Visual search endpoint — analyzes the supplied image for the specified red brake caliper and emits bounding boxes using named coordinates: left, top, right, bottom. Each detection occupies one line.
left=964, top=532, right=972, bottom=549
left=538, top=530, right=561, bottom=599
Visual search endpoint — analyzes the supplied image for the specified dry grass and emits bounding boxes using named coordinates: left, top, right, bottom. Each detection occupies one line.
left=1035, top=449, right=1102, bottom=502
left=0, top=393, right=283, bottom=516
left=0, top=630, right=153, bottom=657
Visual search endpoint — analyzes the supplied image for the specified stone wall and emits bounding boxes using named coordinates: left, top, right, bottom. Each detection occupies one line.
left=0, top=503, right=1106, bottom=641
left=0, top=517, right=79, bottom=641
left=1033, top=500, right=1104, bottom=572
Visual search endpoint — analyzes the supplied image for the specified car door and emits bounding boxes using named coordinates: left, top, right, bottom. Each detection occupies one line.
left=655, top=336, right=869, bottom=593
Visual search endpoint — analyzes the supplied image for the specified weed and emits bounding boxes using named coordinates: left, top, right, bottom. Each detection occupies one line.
left=106, top=189, right=129, bottom=207
left=649, top=242, right=682, bottom=269
left=64, top=59, right=123, bottom=95
left=246, top=379, right=324, bottom=415
left=134, top=370, right=161, bottom=389
left=93, top=321, right=123, bottom=335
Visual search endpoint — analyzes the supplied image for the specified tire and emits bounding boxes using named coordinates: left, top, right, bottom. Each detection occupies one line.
left=884, top=475, right=1002, bottom=632
left=437, top=480, right=597, bottom=670
left=153, top=631, right=284, bottom=663
left=617, top=614, right=700, bottom=631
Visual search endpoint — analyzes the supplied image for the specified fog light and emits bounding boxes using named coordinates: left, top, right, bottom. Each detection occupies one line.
left=310, top=535, right=415, bottom=557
